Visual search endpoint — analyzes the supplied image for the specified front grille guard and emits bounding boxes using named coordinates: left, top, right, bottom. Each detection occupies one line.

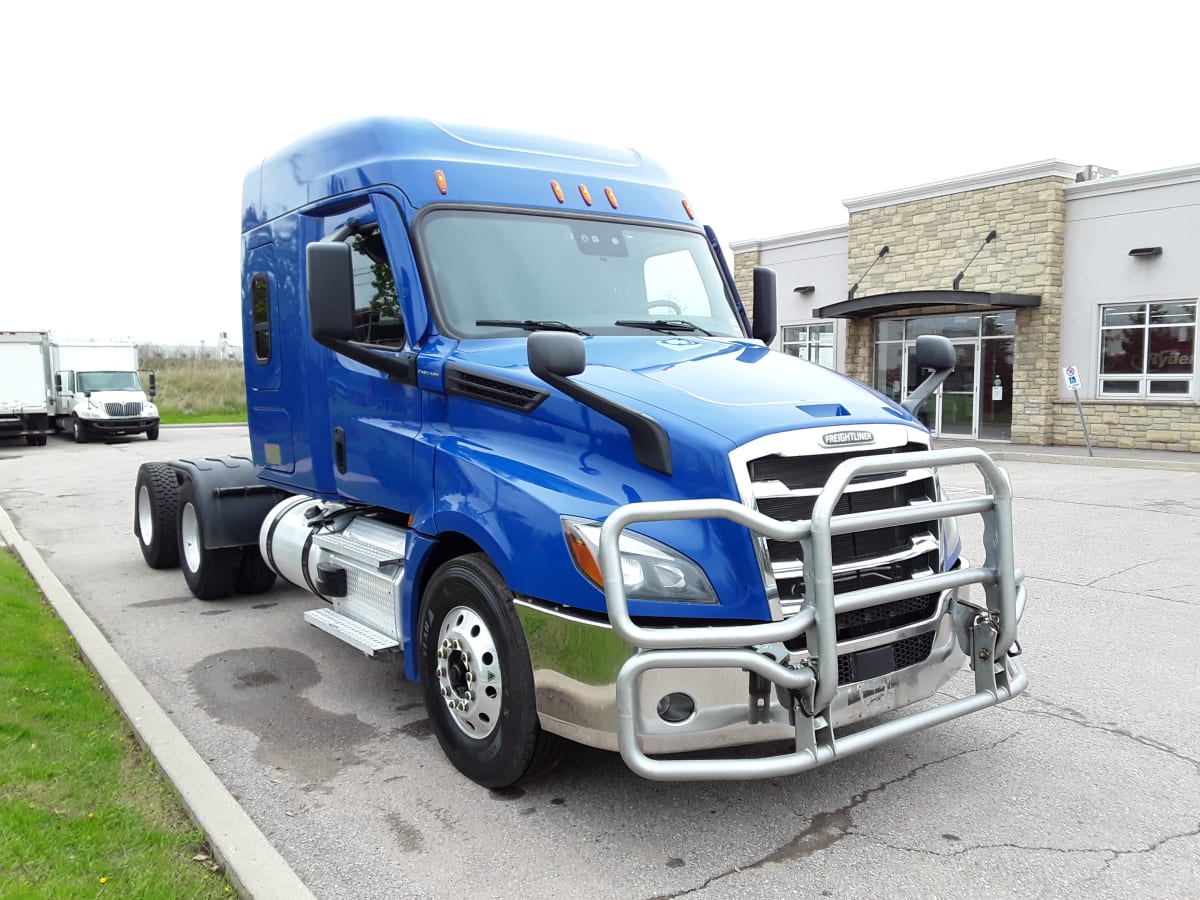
left=600, top=447, right=1028, bottom=781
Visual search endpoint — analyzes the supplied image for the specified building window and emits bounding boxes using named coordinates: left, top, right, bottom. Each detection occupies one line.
left=781, top=323, right=834, bottom=368
left=1098, top=301, right=1196, bottom=397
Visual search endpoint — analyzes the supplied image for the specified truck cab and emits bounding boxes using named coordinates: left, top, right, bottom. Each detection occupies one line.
left=137, top=118, right=1026, bottom=786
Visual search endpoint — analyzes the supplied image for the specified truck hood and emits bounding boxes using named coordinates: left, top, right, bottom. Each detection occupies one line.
left=449, top=335, right=918, bottom=446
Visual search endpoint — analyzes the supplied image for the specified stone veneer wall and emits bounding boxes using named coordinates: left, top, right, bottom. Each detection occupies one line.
left=1051, top=401, right=1200, bottom=453
left=732, top=248, right=759, bottom=320
left=845, top=177, right=1072, bottom=445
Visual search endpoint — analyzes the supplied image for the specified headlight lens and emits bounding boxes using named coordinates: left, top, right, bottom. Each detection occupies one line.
left=562, top=517, right=717, bottom=603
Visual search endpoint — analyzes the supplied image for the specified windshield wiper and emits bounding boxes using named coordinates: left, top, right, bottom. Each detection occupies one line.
left=614, top=319, right=713, bottom=336
left=476, top=319, right=591, bottom=336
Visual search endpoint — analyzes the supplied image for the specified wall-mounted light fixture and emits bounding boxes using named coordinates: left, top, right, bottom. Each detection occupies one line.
left=793, top=285, right=815, bottom=294
left=1128, top=246, right=1163, bottom=258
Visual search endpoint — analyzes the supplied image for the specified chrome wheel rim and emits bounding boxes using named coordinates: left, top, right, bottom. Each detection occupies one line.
left=435, top=606, right=502, bottom=739
left=137, top=485, right=153, bottom=544
left=181, top=502, right=201, bottom=573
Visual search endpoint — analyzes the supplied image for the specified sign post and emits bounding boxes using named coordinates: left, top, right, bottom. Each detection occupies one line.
left=1062, top=365, right=1093, bottom=457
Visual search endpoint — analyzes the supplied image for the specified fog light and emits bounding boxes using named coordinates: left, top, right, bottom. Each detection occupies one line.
left=656, top=692, right=696, bottom=724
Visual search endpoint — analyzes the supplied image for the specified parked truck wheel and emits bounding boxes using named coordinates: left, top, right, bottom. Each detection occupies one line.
left=234, top=549, right=277, bottom=594
left=146, top=425, right=160, bottom=441
left=177, top=479, right=240, bottom=600
left=71, top=416, right=89, bottom=444
left=134, top=463, right=180, bottom=569
left=418, top=554, right=564, bottom=788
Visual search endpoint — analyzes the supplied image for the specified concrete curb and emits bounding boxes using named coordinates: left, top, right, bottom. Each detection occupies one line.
left=0, top=503, right=314, bottom=900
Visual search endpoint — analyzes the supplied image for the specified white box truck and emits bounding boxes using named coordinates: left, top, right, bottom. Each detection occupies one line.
left=50, top=340, right=160, bottom=442
left=0, top=330, right=51, bottom=446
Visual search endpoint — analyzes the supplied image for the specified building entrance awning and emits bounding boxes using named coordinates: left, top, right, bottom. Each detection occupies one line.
left=815, top=290, right=1041, bottom=319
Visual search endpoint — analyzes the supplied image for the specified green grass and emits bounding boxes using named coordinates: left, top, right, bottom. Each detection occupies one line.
left=0, top=551, right=235, bottom=898
left=141, top=355, right=247, bottom=424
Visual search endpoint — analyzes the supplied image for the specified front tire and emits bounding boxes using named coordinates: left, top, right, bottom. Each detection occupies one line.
left=72, top=417, right=89, bottom=444
left=146, top=425, right=160, bottom=441
left=418, top=554, right=564, bottom=787
left=134, top=462, right=180, bottom=569
left=177, top=478, right=239, bottom=600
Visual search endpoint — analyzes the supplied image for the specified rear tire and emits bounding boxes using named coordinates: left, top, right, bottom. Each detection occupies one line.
left=177, top=478, right=239, bottom=600
left=134, top=463, right=180, bottom=569
left=235, top=550, right=277, bottom=594
left=418, top=553, right=564, bottom=787
left=72, top=417, right=89, bottom=444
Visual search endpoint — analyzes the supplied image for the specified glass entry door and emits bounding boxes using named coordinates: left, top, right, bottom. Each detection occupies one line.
left=939, top=342, right=978, bottom=436
left=905, top=341, right=978, bottom=437
left=876, top=312, right=1016, bottom=442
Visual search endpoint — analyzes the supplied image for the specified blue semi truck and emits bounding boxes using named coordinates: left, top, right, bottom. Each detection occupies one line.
left=133, top=118, right=1026, bottom=786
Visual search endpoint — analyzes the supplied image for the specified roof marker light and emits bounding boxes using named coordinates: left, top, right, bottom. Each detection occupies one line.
left=682, top=199, right=694, bottom=220
left=550, top=180, right=565, bottom=203
left=435, top=170, right=448, bottom=195
left=579, top=184, right=593, bottom=206
left=604, top=187, right=618, bottom=209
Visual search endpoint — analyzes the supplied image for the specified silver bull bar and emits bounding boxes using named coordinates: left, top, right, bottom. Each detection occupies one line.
left=599, top=447, right=1028, bottom=780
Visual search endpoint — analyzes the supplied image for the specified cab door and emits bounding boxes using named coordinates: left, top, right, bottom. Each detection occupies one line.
left=318, top=192, right=425, bottom=515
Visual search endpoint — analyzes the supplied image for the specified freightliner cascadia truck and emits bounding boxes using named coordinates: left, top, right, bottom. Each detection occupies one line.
left=132, top=118, right=1027, bottom=787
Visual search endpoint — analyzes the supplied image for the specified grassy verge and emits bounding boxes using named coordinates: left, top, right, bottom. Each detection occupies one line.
left=142, top=355, right=247, bottom=424
left=0, top=550, right=235, bottom=897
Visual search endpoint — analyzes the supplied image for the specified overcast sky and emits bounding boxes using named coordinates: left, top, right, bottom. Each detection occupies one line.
left=3, top=1, right=1197, bottom=345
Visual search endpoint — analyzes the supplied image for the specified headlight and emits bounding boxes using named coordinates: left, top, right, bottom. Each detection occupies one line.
left=562, top=517, right=717, bottom=603
left=77, top=402, right=102, bottom=419
left=144, top=402, right=158, bottom=415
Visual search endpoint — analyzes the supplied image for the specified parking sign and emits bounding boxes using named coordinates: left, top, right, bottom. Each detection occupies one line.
left=1063, top=365, right=1081, bottom=392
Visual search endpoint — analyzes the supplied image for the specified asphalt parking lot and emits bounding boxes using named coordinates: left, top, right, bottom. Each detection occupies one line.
left=1, top=426, right=1198, bottom=899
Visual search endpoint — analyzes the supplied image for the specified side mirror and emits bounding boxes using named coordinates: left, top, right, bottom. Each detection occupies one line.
left=751, top=266, right=777, bottom=345
left=306, top=242, right=356, bottom=342
left=148, top=371, right=157, bottom=398
left=902, top=335, right=956, bottom=415
left=528, top=331, right=585, bottom=379
left=527, top=331, right=672, bottom=474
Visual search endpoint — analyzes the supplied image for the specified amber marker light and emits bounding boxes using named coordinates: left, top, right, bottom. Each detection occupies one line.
left=579, top=184, right=593, bottom=206
left=435, top=170, right=448, bottom=195
left=565, top=527, right=604, bottom=588
left=604, top=187, right=618, bottom=209
left=550, top=180, right=565, bottom=203
left=682, top=199, right=695, bottom=220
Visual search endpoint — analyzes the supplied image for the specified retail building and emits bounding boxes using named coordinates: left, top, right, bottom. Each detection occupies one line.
left=731, top=161, right=1200, bottom=452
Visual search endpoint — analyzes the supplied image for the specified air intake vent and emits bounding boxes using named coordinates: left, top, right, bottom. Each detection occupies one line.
left=445, top=367, right=548, bottom=413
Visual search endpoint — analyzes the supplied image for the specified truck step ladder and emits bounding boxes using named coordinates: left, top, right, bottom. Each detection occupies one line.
left=304, top=608, right=400, bottom=657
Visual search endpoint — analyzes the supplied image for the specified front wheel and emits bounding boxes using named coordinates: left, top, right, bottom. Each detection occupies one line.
left=418, top=554, right=564, bottom=787
left=146, top=425, right=160, bottom=441
left=177, top=478, right=239, bottom=600
left=72, top=417, right=89, bottom=444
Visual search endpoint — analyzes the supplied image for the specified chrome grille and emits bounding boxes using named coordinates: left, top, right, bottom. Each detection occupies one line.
left=104, top=401, right=142, bottom=417
left=742, top=438, right=943, bottom=676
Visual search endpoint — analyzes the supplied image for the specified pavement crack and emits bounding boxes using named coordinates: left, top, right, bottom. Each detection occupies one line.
left=1000, top=692, right=1200, bottom=775
left=1084, top=557, right=1171, bottom=587
left=647, top=732, right=1019, bottom=900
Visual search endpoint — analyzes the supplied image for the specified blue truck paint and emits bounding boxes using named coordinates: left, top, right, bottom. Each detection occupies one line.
left=139, top=116, right=1026, bottom=786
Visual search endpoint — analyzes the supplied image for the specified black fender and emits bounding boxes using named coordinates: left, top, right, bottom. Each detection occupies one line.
left=168, top=456, right=287, bottom=549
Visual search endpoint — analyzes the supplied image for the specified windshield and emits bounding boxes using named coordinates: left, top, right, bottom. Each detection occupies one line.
left=419, top=210, right=745, bottom=338
left=77, top=371, right=143, bottom=392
